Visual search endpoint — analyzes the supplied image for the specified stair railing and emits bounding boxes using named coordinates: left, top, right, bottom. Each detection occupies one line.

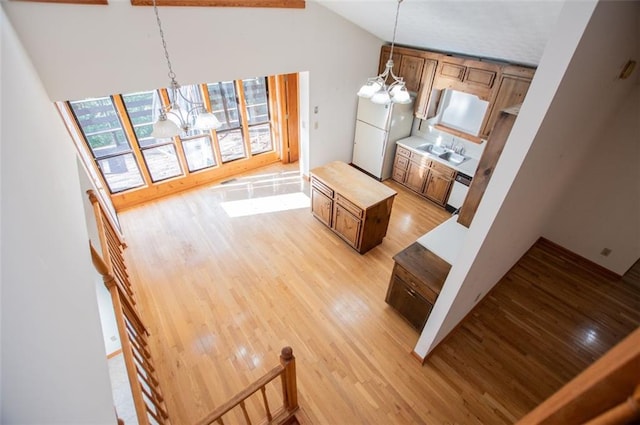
left=196, top=347, right=299, bottom=425
left=88, top=191, right=170, bottom=425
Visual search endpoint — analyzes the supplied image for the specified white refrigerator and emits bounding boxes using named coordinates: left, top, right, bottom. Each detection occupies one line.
left=352, top=97, right=414, bottom=180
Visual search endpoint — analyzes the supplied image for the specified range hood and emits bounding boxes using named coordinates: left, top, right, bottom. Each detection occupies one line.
left=433, top=89, right=489, bottom=137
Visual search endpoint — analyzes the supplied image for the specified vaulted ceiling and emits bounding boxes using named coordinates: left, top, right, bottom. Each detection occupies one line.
left=313, top=0, right=565, bottom=66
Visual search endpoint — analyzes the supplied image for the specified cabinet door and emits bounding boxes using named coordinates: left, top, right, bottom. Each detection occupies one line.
left=415, top=59, right=439, bottom=119
left=423, top=172, right=452, bottom=206
left=399, top=55, right=425, bottom=93
left=481, top=75, right=532, bottom=138
left=404, top=161, right=429, bottom=193
left=334, top=204, right=361, bottom=248
left=385, top=276, right=432, bottom=331
left=311, top=187, right=332, bottom=227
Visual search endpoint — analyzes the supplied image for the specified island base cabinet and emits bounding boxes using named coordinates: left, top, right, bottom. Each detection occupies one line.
left=385, top=274, right=432, bottom=331
left=310, top=162, right=397, bottom=254
left=311, top=187, right=332, bottom=227
left=334, top=205, right=361, bottom=248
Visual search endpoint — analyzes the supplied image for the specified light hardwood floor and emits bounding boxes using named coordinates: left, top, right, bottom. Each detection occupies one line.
left=118, top=163, right=640, bottom=425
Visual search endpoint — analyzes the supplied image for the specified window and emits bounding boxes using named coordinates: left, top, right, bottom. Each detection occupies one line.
left=243, top=77, right=273, bottom=155
left=64, top=75, right=286, bottom=209
left=69, top=97, right=145, bottom=193
left=207, top=81, right=246, bottom=163
left=122, top=91, right=183, bottom=182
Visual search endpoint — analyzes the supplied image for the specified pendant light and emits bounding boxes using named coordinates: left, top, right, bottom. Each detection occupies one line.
left=150, top=0, right=221, bottom=138
left=357, top=0, right=411, bottom=105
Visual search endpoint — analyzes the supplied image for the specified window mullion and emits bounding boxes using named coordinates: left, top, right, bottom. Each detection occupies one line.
left=199, top=83, right=223, bottom=167
left=235, top=80, right=253, bottom=158
left=156, top=88, right=189, bottom=177
left=112, top=94, right=153, bottom=186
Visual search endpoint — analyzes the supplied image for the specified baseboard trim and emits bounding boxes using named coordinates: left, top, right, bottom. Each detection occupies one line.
left=537, top=237, right=622, bottom=281
left=411, top=350, right=425, bottom=365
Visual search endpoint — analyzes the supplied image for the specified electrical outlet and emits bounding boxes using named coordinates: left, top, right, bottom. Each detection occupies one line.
left=600, top=248, right=612, bottom=257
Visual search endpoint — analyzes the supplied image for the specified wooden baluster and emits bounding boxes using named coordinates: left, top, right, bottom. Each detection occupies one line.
left=279, top=346, right=298, bottom=411
left=239, top=400, right=251, bottom=425
left=260, top=386, right=272, bottom=421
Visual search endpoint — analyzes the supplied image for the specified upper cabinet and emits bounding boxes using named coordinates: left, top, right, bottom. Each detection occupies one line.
left=376, top=45, right=535, bottom=141
left=432, top=56, right=500, bottom=102
left=379, top=46, right=426, bottom=93
left=479, top=66, right=535, bottom=138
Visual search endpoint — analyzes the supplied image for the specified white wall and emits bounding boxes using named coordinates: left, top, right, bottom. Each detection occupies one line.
left=0, top=9, right=116, bottom=423
left=543, top=81, right=640, bottom=275
left=2, top=1, right=382, bottom=176
left=416, top=0, right=639, bottom=357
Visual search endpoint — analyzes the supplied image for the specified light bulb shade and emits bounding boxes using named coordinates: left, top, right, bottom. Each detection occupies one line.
left=194, top=111, right=222, bottom=131
left=151, top=116, right=181, bottom=138
left=357, top=81, right=382, bottom=98
left=370, top=89, right=392, bottom=105
left=391, top=85, right=411, bottom=104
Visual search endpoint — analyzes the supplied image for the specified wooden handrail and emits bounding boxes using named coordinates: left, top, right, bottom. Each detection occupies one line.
left=196, top=347, right=299, bottom=425
left=88, top=191, right=171, bottom=425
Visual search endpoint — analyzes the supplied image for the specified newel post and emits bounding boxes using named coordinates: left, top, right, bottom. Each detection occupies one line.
left=280, top=346, right=298, bottom=411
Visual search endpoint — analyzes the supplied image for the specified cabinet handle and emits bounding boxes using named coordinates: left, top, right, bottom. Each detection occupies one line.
left=406, top=288, right=417, bottom=298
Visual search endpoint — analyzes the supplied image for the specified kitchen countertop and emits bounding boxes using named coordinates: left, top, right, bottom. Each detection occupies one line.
left=396, top=136, right=479, bottom=177
left=416, top=215, right=468, bottom=265
left=310, top=161, right=397, bottom=208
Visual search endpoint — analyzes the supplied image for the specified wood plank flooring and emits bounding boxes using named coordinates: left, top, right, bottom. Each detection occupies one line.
left=118, top=163, right=640, bottom=425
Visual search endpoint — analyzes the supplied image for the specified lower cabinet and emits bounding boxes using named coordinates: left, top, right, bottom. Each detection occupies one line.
left=393, top=147, right=455, bottom=207
left=311, top=186, right=332, bottom=227
left=385, top=243, right=450, bottom=331
left=386, top=271, right=433, bottom=330
left=310, top=161, right=397, bottom=254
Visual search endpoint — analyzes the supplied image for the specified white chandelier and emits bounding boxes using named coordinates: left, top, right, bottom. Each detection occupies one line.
left=150, top=0, right=221, bottom=139
left=357, top=0, right=411, bottom=105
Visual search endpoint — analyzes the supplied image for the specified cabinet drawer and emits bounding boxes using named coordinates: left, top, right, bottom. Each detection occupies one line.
left=393, top=264, right=438, bottom=304
left=392, top=167, right=406, bottom=183
left=394, top=154, right=409, bottom=170
left=396, top=146, right=411, bottom=158
left=311, top=177, right=333, bottom=198
left=430, top=162, right=455, bottom=179
left=336, top=194, right=363, bottom=218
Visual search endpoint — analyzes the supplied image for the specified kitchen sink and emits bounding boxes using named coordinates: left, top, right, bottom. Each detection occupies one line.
left=414, top=143, right=469, bottom=165
left=439, top=151, right=469, bottom=165
left=416, top=143, right=447, bottom=156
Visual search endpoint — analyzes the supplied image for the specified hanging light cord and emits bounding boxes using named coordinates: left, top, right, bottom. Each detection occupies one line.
left=388, top=0, right=403, bottom=62
left=152, top=0, right=178, bottom=87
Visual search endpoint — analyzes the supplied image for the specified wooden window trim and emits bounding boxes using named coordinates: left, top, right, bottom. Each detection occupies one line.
left=130, top=0, right=305, bottom=8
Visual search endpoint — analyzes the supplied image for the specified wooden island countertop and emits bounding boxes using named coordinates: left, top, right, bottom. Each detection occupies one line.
left=310, top=161, right=397, bottom=209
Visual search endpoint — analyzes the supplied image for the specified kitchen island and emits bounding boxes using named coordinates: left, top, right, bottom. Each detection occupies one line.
left=310, top=161, right=397, bottom=254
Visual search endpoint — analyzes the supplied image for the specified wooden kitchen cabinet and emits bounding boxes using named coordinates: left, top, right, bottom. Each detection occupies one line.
left=375, top=45, right=535, bottom=141
left=392, top=147, right=455, bottom=208
left=379, top=46, right=425, bottom=93
left=405, top=160, right=430, bottom=192
left=414, top=59, right=439, bottom=120
left=311, top=161, right=397, bottom=254
left=432, top=57, right=500, bottom=101
left=311, top=186, right=332, bottom=227
left=480, top=66, right=534, bottom=138
left=386, top=242, right=450, bottom=331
